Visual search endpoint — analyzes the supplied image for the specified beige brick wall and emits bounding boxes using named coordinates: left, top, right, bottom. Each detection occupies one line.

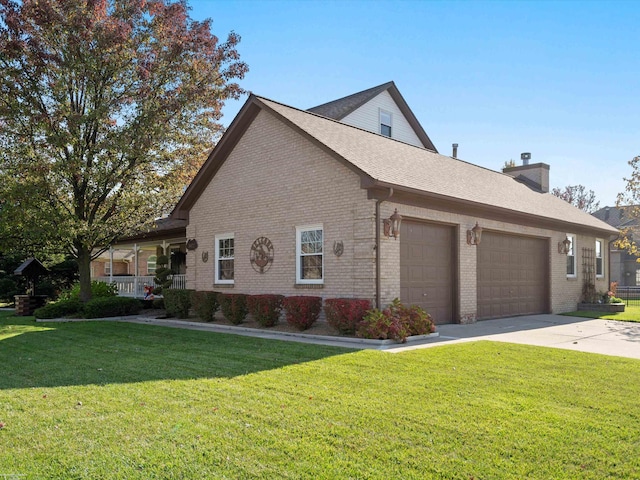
left=186, top=109, right=608, bottom=321
left=187, top=109, right=376, bottom=302
left=379, top=202, right=609, bottom=320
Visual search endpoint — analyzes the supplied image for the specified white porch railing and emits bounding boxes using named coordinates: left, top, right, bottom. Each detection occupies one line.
left=94, top=275, right=187, bottom=298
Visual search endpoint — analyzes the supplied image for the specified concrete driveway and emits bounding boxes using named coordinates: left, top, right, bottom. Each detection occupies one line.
left=391, top=314, right=640, bottom=359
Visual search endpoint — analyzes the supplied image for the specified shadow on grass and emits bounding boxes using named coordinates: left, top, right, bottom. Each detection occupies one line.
left=0, top=311, right=353, bottom=390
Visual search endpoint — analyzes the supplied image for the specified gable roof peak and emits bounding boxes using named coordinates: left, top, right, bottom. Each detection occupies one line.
left=307, top=81, right=438, bottom=152
left=307, top=81, right=395, bottom=120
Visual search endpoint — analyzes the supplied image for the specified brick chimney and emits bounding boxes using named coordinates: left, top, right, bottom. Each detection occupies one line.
left=502, top=153, right=550, bottom=193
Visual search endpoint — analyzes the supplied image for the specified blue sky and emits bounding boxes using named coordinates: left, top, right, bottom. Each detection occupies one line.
left=189, top=0, right=640, bottom=207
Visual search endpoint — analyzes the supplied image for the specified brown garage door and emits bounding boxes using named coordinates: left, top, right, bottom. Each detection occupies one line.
left=477, top=232, right=549, bottom=320
left=400, top=221, right=455, bottom=324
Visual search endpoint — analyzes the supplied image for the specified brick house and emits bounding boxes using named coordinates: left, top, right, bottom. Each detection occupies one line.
left=165, top=82, right=617, bottom=323
left=592, top=205, right=640, bottom=286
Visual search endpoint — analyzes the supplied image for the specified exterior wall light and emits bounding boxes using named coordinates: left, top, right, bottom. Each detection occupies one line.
left=558, top=236, right=571, bottom=255
left=383, top=208, right=403, bottom=239
left=466, top=222, right=483, bottom=246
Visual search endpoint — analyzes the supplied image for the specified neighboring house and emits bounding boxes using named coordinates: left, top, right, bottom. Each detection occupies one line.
left=91, top=217, right=187, bottom=297
left=592, top=205, right=640, bottom=286
left=161, top=81, right=617, bottom=324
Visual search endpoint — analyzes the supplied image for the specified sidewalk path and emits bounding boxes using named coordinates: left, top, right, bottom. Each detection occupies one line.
left=391, top=314, right=640, bottom=359
left=18, top=308, right=640, bottom=359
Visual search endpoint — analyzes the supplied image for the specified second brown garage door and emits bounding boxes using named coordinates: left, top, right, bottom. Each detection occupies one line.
left=477, top=232, right=549, bottom=320
left=400, top=221, right=455, bottom=324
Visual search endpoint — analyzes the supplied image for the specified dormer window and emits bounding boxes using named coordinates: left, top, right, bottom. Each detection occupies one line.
left=380, top=109, right=392, bottom=137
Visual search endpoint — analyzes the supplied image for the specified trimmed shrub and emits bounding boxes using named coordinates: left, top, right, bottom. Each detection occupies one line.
left=153, top=255, right=172, bottom=295
left=163, top=289, right=194, bottom=319
left=192, top=291, right=219, bottom=322
left=357, top=308, right=409, bottom=342
left=60, top=281, right=117, bottom=301
left=218, top=293, right=248, bottom=325
left=357, top=298, right=435, bottom=343
left=83, top=297, right=142, bottom=319
left=403, top=304, right=436, bottom=335
left=611, top=296, right=624, bottom=304
left=152, top=298, right=165, bottom=310
left=283, top=296, right=322, bottom=331
left=247, top=294, right=284, bottom=327
left=34, top=298, right=83, bottom=319
left=324, top=298, right=371, bottom=334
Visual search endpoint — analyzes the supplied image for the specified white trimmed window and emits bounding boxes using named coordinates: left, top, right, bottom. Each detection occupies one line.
left=566, top=234, right=576, bottom=278
left=296, top=225, right=324, bottom=284
left=380, top=109, right=392, bottom=137
left=147, top=255, right=157, bottom=275
left=595, top=239, right=604, bottom=278
left=104, top=262, right=111, bottom=275
left=215, top=234, right=235, bottom=284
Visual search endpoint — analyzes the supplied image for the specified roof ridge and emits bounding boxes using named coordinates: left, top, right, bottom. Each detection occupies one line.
left=257, top=94, right=549, bottom=184
left=256, top=94, right=437, bottom=152
left=306, top=81, right=394, bottom=117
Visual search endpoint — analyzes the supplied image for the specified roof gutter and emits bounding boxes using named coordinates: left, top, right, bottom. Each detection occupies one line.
left=375, top=187, right=394, bottom=309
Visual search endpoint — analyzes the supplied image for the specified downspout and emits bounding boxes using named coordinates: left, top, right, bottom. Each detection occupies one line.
left=375, top=187, right=394, bottom=309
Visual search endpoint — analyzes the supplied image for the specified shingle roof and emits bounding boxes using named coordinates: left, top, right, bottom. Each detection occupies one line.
left=307, top=82, right=393, bottom=120
left=307, top=81, right=438, bottom=152
left=257, top=96, right=618, bottom=235
left=592, top=206, right=640, bottom=229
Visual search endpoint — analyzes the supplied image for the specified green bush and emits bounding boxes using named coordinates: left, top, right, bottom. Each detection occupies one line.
left=153, top=255, right=173, bottom=295
left=324, top=298, right=371, bottom=334
left=152, top=298, right=165, bottom=310
left=611, top=297, right=624, bottom=304
left=192, top=291, right=219, bottom=322
left=83, top=297, right=142, bottom=319
left=34, top=298, right=83, bottom=319
left=247, top=294, right=284, bottom=327
left=283, top=296, right=322, bottom=331
left=218, top=293, right=249, bottom=325
left=60, top=281, right=117, bottom=301
left=163, top=289, right=194, bottom=319
left=0, top=278, right=19, bottom=303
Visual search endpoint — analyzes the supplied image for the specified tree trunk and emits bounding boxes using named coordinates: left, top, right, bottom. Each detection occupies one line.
left=77, top=247, right=93, bottom=303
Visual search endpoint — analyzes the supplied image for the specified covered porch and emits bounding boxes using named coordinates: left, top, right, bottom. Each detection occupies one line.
left=91, top=218, right=188, bottom=299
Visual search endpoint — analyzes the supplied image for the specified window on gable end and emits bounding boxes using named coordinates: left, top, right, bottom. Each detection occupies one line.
left=380, top=109, right=392, bottom=137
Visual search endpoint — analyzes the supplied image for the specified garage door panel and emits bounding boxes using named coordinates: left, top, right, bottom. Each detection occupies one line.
left=477, top=232, right=549, bottom=320
left=400, top=221, right=455, bottom=324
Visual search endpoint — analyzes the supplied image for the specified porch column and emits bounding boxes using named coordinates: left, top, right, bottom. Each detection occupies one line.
left=109, top=247, right=114, bottom=283
left=134, top=243, right=139, bottom=298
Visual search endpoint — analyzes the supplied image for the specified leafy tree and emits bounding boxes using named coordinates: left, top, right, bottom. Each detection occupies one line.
left=615, top=155, right=640, bottom=257
left=551, top=184, right=600, bottom=213
left=0, top=0, right=248, bottom=301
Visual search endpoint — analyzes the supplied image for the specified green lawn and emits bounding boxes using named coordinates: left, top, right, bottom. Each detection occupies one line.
left=1, top=311, right=639, bottom=479
left=563, top=304, right=640, bottom=322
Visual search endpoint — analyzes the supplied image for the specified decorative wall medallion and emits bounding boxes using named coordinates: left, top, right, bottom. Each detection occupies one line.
left=201, top=251, right=209, bottom=263
left=333, top=241, right=344, bottom=257
left=186, top=239, right=198, bottom=251
left=250, top=236, right=274, bottom=273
